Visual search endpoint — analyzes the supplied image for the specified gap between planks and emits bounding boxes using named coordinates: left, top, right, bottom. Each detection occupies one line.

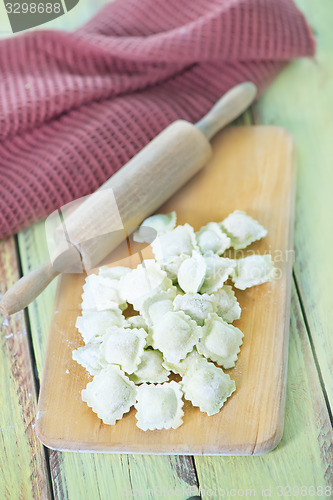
left=15, top=235, right=56, bottom=500
left=293, top=271, right=333, bottom=428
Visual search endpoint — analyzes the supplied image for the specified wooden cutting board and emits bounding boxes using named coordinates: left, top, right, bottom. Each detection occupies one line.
left=36, top=126, right=296, bottom=455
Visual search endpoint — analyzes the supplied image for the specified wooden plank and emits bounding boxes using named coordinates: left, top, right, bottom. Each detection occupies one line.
left=36, top=126, right=295, bottom=454
left=0, top=236, right=51, bottom=499
left=18, top=224, right=57, bottom=376
left=253, top=0, right=333, bottom=409
left=194, top=283, right=333, bottom=492
left=50, top=453, right=199, bottom=499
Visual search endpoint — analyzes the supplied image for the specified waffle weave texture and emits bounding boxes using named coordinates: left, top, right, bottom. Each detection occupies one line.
left=0, top=0, right=315, bottom=238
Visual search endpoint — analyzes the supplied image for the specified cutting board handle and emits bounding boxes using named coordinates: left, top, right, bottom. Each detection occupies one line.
left=196, top=82, right=257, bottom=141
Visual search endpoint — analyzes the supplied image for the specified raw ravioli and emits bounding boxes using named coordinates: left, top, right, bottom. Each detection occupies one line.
left=82, top=365, right=136, bottom=425
left=72, top=343, right=106, bottom=376
left=135, top=381, right=184, bottom=431
left=119, top=260, right=172, bottom=310
left=182, top=358, right=236, bottom=415
left=211, top=285, right=241, bottom=323
left=129, top=349, right=170, bottom=384
left=173, top=292, right=215, bottom=326
left=177, top=251, right=206, bottom=293
left=220, top=210, right=267, bottom=249
left=197, top=313, right=244, bottom=368
left=75, top=309, right=126, bottom=344
left=73, top=209, right=276, bottom=428
left=151, top=224, right=198, bottom=261
left=152, top=311, right=202, bottom=363
left=161, top=254, right=189, bottom=282
left=231, top=254, right=276, bottom=290
left=81, top=274, right=126, bottom=311
left=133, top=212, right=177, bottom=243
left=102, top=327, right=147, bottom=374
left=140, top=287, right=177, bottom=325
left=125, top=315, right=148, bottom=331
left=196, top=222, right=231, bottom=255
left=162, top=348, right=205, bottom=376
left=200, top=255, right=236, bottom=294
left=98, top=265, right=131, bottom=280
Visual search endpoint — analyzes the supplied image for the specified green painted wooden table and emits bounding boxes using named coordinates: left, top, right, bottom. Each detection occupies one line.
left=0, top=1, right=332, bottom=498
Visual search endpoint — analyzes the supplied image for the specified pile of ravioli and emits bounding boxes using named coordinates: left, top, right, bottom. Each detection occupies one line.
left=73, top=210, right=276, bottom=431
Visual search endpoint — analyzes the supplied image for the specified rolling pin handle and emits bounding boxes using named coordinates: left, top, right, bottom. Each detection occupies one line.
left=0, top=261, right=59, bottom=316
left=196, top=82, right=257, bottom=141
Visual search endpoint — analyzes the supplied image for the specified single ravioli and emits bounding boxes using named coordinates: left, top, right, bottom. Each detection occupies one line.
left=75, top=309, right=126, bottom=344
left=211, top=285, right=241, bottom=323
left=231, top=254, right=276, bottom=290
left=133, top=212, right=177, bottom=243
left=200, top=254, right=236, bottom=294
left=101, top=327, right=147, bottom=374
left=196, top=222, right=231, bottom=255
left=162, top=348, right=205, bottom=376
left=173, top=292, right=216, bottom=326
left=135, top=381, right=184, bottom=431
left=129, top=349, right=170, bottom=384
left=82, top=365, right=136, bottom=425
left=182, top=357, right=236, bottom=416
left=161, top=254, right=189, bottom=283
left=72, top=342, right=106, bottom=376
left=197, top=313, right=244, bottom=369
left=151, top=224, right=198, bottom=261
left=98, top=265, right=131, bottom=280
left=124, top=314, right=148, bottom=332
left=119, top=260, right=172, bottom=311
left=220, top=210, right=267, bottom=250
left=177, top=251, right=207, bottom=293
left=140, top=287, right=177, bottom=326
left=81, top=274, right=127, bottom=312
left=152, top=311, right=202, bottom=363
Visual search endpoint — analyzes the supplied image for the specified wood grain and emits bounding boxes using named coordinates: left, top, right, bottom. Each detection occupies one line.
left=36, top=126, right=296, bottom=455
left=194, top=283, right=333, bottom=490
left=0, top=237, right=51, bottom=500
left=18, top=225, right=58, bottom=374
left=254, top=0, right=333, bottom=411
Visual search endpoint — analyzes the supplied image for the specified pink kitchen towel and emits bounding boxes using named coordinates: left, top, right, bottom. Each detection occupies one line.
left=0, top=0, right=315, bottom=238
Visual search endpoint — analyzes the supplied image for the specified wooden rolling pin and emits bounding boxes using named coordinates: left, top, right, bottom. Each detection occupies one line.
left=0, top=82, right=257, bottom=316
